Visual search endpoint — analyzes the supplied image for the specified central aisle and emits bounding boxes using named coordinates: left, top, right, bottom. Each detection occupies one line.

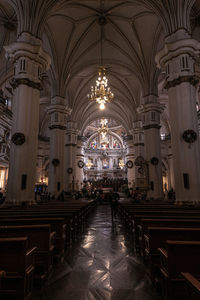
left=34, top=204, right=159, bottom=300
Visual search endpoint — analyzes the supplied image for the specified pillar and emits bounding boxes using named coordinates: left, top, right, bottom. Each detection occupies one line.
left=124, top=135, right=134, bottom=189
left=132, top=120, right=146, bottom=189
left=75, top=136, right=87, bottom=191
left=156, top=32, right=200, bottom=203
left=65, top=121, right=78, bottom=192
left=47, top=96, right=71, bottom=198
left=138, top=97, right=164, bottom=199
left=5, top=32, right=50, bottom=204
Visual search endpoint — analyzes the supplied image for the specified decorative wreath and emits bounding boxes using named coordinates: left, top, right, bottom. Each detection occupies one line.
left=126, top=160, right=133, bottom=168
left=135, top=156, right=144, bottom=166
left=11, top=132, right=25, bottom=145
left=52, top=158, right=60, bottom=167
left=78, top=160, right=85, bottom=168
left=182, top=129, right=197, bottom=144
left=67, top=167, right=73, bottom=174
left=151, top=157, right=159, bottom=166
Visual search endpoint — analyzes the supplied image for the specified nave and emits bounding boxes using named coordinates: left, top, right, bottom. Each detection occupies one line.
left=33, top=204, right=159, bottom=300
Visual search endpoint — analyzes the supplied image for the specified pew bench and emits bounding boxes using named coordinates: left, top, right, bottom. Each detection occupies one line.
left=0, top=217, right=66, bottom=260
left=182, top=272, right=200, bottom=300
left=158, top=241, right=200, bottom=300
left=0, top=237, right=36, bottom=300
left=0, top=224, right=55, bottom=282
left=143, top=227, right=200, bottom=276
left=138, top=218, right=200, bottom=256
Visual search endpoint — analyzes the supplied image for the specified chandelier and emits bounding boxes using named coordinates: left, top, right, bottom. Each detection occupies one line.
left=86, top=159, right=93, bottom=169
left=88, top=67, right=114, bottom=110
left=98, top=118, right=108, bottom=139
left=87, top=13, right=114, bottom=110
left=119, top=159, right=125, bottom=169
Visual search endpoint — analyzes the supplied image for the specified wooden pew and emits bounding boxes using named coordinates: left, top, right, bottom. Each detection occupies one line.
left=0, top=237, right=36, bottom=300
left=0, top=200, right=96, bottom=244
left=0, top=224, right=55, bottom=282
left=143, top=227, right=200, bottom=274
left=182, top=272, right=200, bottom=300
left=138, top=218, right=200, bottom=256
left=158, top=241, right=200, bottom=300
left=0, top=217, right=66, bottom=259
left=0, top=210, right=77, bottom=245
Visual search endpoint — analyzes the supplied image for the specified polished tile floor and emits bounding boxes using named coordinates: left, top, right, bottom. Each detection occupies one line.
left=33, top=204, right=160, bottom=300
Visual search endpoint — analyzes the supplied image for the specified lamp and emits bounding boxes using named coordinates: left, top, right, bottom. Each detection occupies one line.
left=87, top=13, right=114, bottom=110
left=86, top=159, right=93, bottom=169
left=119, top=159, right=125, bottom=169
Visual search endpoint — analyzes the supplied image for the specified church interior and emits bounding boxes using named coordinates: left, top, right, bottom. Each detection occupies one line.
left=1, top=0, right=200, bottom=299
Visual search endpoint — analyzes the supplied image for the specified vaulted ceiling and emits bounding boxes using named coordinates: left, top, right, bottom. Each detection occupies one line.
left=0, top=0, right=200, bottom=136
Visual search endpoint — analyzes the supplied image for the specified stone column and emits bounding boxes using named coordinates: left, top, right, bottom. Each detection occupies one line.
left=75, top=136, right=87, bottom=191
left=132, top=120, right=146, bottom=189
left=138, top=98, right=164, bottom=199
left=65, top=121, right=78, bottom=192
left=156, top=32, right=200, bottom=203
left=47, top=97, right=71, bottom=198
left=5, top=32, right=50, bottom=204
left=124, top=135, right=134, bottom=189
left=167, top=141, right=175, bottom=191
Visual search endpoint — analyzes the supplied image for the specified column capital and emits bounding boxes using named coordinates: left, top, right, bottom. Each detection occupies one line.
left=138, top=102, right=165, bottom=114
left=65, top=121, right=79, bottom=146
left=133, top=120, right=143, bottom=130
left=46, top=96, right=71, bottom=115
left=156, top=34, right=200, bottom=88
left=5, top=32, right=51, bottom=89
left=46, top=98, right=71, bottom=131
left=156, top=36, right=200, bottom=68
left=132, top=120, right=144, bottom=146
left=66, top=121, right=79, bottom=135
left=138, top=102, right=165, bottom=131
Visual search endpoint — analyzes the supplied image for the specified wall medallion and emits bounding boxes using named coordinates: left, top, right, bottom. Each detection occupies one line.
left=126, top=160, right=133, bottom=168
left=182, top=129, right=197, bottom=144
left=150, top=157, right=159, bottom=165
left=52, top=158, right=60, bottom=167
left=78, top=160, right=85, bottom=168
left=135, top=156, right=144, bottom=166
left=67, top=167, right=73, bottom=174
left=11, top=132, right=25, bottom=145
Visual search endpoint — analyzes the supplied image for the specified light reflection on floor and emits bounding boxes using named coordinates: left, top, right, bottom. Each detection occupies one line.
left=33, top=204, right=160, bottom=300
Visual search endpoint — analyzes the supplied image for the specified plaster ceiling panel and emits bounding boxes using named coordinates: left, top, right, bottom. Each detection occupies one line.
left=103, top=21, right=139, bottom=68
left=192, top=0, right=200, bottom=16
left=53, top=5, right=96, bottom=21
left=67, top=23, right=100, bottom=72
left=99, top=40, right=136, bottom=71
left=47, top=16, right=74, bottom=67
left=0, top=0, right=15, bottom=17
left=107, top=3, right=147, bottom=19
left=133, top=14, right=160, bottom=68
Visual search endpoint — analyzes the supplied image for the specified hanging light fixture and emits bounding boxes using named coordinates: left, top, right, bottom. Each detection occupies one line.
left=86, top=159, right=93, bottom=169
left=119, top=159, right=125, bottom=169
left=87, top=10, right=114, bottom=110
left=87, top=67, right=114, bottom=110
